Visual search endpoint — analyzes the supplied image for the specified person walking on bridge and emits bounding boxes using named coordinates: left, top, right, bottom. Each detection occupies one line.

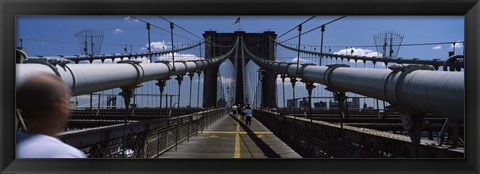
left=231, top=104, right=238, bottom=115
left=244, top=104, right=253, bottom=126
left=16, top=73, right=86, bottom=158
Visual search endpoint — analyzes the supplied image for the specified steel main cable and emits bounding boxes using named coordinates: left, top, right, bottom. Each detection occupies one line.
left=23, top=39, right=205, bottom=60
left=271, top=37, right=457, bottom=66
left=32, top=42, right=202, bottom=60
left=279, top=41, right=465, bottom=48
left=18, top=38, right=204, bottom=48
left=28, top=37, right=240, bottom=66
left=19, top=38, right=146, bottom=47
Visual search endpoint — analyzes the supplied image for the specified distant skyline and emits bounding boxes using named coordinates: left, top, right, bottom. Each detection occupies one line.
left=16, top=16, right=464, bottom=108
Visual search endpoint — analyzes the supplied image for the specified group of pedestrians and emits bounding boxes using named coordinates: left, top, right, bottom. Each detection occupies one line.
left=231, top=103, right=253, bottom=126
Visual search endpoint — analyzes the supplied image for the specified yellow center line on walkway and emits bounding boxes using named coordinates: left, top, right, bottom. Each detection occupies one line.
left=234, top=115, right=241, bottom=158
left=199, top=131, right=273, bottom=135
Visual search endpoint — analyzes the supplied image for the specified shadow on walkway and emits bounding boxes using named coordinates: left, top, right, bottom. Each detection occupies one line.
left=228, top=113, right=281, bottom=158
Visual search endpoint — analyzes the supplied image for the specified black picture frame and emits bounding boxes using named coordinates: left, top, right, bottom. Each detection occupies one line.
left=1, top=0, right=479, bottom=173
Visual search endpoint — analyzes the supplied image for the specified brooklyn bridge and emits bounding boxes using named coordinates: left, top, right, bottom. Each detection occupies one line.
left=15, top=16, right=464, bottom=158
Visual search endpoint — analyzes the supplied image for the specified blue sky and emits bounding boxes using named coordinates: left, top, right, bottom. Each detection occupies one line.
left=16, top=16, right=464, bottom=108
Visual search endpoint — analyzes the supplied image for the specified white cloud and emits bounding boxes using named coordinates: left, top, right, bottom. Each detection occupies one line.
left=219, top=77, right=235, bottom=86
left=114, top=28, right=125, bottom=34
left=149, top=41, right=171, bottom=50
left=333, top=48, right=382, bottom=57
left=289, top=57, right=311, bottom=64
left=124, top=16, right=139, bottom=23
left=275, top=77, right=306, bottom=87
left=143, top=41, right=186, bottom=51
left=139, top=57, right=151, bottom=63
left=156, top=53, right=201, bottom=62
left=432, top=45, right=442, bottom=50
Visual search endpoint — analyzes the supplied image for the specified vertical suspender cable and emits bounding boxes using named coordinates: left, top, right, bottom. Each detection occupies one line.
left=296, top=24, right=302, bottom=74
left=170, top=22, right=176, bottom=71
left=197, top=71, right=201, bottom=108
left=147, top=23, right=152, bottom=63
left=233, top=40, right=239, bottom=105
left=240, top=38, right=247, bottom=105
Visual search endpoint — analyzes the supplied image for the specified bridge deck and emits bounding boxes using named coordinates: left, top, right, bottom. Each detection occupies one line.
left=158, top=113, right=301, bottom=158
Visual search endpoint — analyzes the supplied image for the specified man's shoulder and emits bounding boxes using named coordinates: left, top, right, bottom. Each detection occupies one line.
left=17, top=132, right=86, bottom=158
left=54, top=143, right=86, bottom=158
left=42, top=136, right=86, bottom=158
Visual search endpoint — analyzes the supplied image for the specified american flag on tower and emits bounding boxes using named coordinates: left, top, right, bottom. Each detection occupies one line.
left=233, top=17, right=240, bottom=24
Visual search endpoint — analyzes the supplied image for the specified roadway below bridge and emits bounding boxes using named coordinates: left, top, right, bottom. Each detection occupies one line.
left=158, top=113, right=301, bottom=158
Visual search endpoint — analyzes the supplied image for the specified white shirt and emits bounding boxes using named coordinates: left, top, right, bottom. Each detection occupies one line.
left=16, top=131, right=86, bottom=158
left=232, top=105, right=237, bottom=110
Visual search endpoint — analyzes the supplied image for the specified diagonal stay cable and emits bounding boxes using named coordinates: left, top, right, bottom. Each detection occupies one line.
left=157, top=16, right=232, bottom=48
left=130, top=16, right=197, bottom=42
left=281, top=16, right=346, bottom=43
left=157, top=16, right=233, bottom=49
left=277, top=16, right=316, bottom=39
left=158, top=16, right=204, bottom=40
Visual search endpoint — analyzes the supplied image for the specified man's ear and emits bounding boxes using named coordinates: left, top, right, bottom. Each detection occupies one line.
left=55, top=97, right=70, bottom=119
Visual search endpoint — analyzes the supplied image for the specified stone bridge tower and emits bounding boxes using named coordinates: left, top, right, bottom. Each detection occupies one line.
left=202, top=31, right=277, bottom=108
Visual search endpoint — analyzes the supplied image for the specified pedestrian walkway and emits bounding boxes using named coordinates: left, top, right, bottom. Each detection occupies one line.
left=158, top=113, right=301, bottom=158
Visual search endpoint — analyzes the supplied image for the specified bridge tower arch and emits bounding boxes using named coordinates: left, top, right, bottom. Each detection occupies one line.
left=202, top=31, right=277, bottom=108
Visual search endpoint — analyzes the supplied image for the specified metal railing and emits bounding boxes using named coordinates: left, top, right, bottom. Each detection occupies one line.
left=253, top=109, right=463, bottom=158
left=59, top=109, right=225, bottom=158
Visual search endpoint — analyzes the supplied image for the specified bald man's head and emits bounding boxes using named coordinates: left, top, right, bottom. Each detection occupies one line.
left=16, top=73, right=71, bottom=121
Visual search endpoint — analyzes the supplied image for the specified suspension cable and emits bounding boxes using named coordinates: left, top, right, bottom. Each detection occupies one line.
left=281, top=16, right=346, bottom=43
left=158, top=16, right=204, bottom=40
left=129, top=16, right=197, bottom=42
left=272, top=38, right=457, bottom=67
left=49, top=42, right=202, bottom=62
left=280, top=41, right=465, bottom=48
left=277, top=16, right=316, bottom=39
